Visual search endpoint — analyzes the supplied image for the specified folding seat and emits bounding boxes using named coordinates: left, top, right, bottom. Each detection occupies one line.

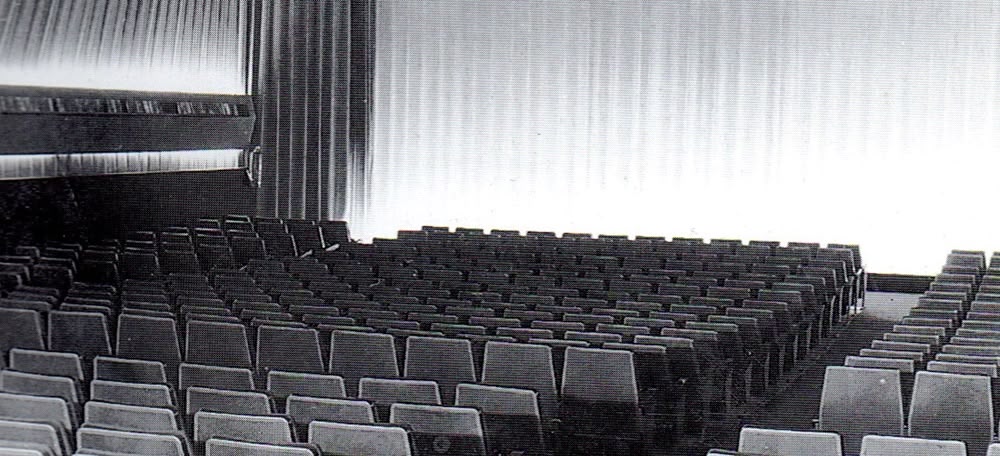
left=193, top=410, right=293, bottom=451
left=817, top=366, right=903, bottom=453
left=186, top=386, right=272, bottom=418
left=563, top=313, right=615, bottom=329
left=403, top=336, right=476, bottom=405
left=329, top=331, right=399, bottom=397
left=737, top=427, right=842, bottom=456
left=286, top=222, right=325, bottom=254
left=267, top=370, right=346, bottom=409
left=389, top=403, right=487, bottom=456
left=358, top=378, right=441, bottom=419
left=286, top=395, right=375, bottom=440
left=623, top=317, right=676, bottom=333
left=557, top=347, right=642, bottom=454
left=671, top=304, right=719, bottom=321
left=595, top=323, right=650, bottom=342
left=204, top=438, right=319, bottom=456
left=256, top=325, right=324, bottom=376
left=184, top=320, right=252, bottom=370
left=91, top=379, right=176, bottom=409
left=8, top=349, right=82, bottom=382
left=116, top=314, right=181, bottom=384
left=844, top=353, right=913, bottom=391
left=0, top=393, right=76, bottom=447
left=858, top=435, right=966, bottom=456
left=0, top=420, right=63, bottom=456
left=908, top=370, right=993, bottom=456
left=530, top=321, right=585, bottom=339
left=308, top=421, right=412, bottom=456
left=179, top=363, right=256, bottom=392
left=84, top=401, right=179, bottom=434
left=0, top=308, right=44, bottom=355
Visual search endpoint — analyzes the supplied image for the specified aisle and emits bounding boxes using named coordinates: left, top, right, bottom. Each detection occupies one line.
left=742, top=292, right=920, bottom=431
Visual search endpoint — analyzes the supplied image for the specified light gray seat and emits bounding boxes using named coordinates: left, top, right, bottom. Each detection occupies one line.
left=83, top=401, right=178, bottom=433
left=403, top=336, right=476, bottom=405
left=0, top=420, right=62, bottom=456
left=480, top=342, right=558, bottom=421
left=389, top=403, right=486, bottom=456
left=0, top=392, right=76, bottom=436
left=859, top=435, right=966, bottom=456
left=286, top=395, right=375, bottom=439
left=0, top=447, right=48, bottom=456
left=927, top=360, right=999, bottom=377
left=267, top=371, right=346, bottom=402
left=93, top=357, right=168, bottom=385
left=186, top=387, right=272, bottom=416
left=186, top=320, right=253, bottom=369
left=308, top=421, right=412, bottom=456
left=0, top=371, right=79, bottom=406
left=90, top=380, right=175, bottom=408
left=8, top=350, right=83, bottom=381
left=193, top=410, right=294, bottom=445
left=738, top=427, right=843, bottom=456
left=0, top=309, right=44, bottom=354
left=329, top=331, right=399, bottom=397
left=358, top=378, right=440, bottom=419
left=76, top=427, right=185, bottom=456
left=990, top=443, right=1000, bottom=456
left=818, top=366, right=903, bottom=454
left=908, top=370, right=993, bottom=456
left=179, top=363, right=255, bottom=392
left=204, top=438, right=316, bottom=456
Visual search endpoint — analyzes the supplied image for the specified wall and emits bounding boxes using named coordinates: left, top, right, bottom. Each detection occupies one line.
left=0, top=169, right=256, bottom=250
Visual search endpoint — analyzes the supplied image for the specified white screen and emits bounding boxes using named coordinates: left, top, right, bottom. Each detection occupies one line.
left=366, top=0, right=1000, bottom=274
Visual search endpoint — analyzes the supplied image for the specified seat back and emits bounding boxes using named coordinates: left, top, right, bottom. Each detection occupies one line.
left=908, top=370, right=993, bottom=456
left=329, top=331, right=399, bottom=397
left=204, top=438, right=317, bottom=456
left=403, top=336, right=476, bottom=405
left=389, top=403, right=487, bottom=456
left=561, top=346, right=640, bottom=429
left=818, top=366, right=903, bottom=453
left=256, top=325, right=325, bottom=375
left=0, top=392, right=75, bottom=435
left=0, top=371, right=78, bottom=405
left=90, top=379, right=174, bottom=408
left=116, top=314, right=182, bottom=382
left=83, top=401, right=178, bottom=433
left=186, top=387, right=272, bottom=416
left=48, top=310, right=111, bottom=361
left=8, top=349, right=82, bottom=381
left=455, top=383, right=545, bottom=456
left=76, top=427, right=184, bottom=456
left=859, top=435, right=967, bottom=456
left=0, top=309, right=44, bottom=355
left=480, top=341, right=558, bottom=421
left=286, top=395, right=375, bottom=437
left=308, top=421, right=412, bottom=456
left=267, top=371, right=346, bottom=402
left=186, top=320, right=253, bottom=369
left=179, top=363, right=256, bottom=392
left=358, top=378, right=441, bottom=420
left=738, top=427, right=842, bottom=456
left=0, top=420, right=62, bottom=456
left=193, top=410, right=293, bottom=445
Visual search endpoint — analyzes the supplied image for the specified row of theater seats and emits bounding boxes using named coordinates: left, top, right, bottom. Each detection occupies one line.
left=711, top=250, right=1000, bottom=456
left=0, top=219, right=863, bottom=455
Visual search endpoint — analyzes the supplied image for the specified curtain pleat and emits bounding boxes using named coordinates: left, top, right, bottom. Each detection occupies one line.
left=0, top=0, right=247, bottom=94
left=254, top=0, right=356, bottom=221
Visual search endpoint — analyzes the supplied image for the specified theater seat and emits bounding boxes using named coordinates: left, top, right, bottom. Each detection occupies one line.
left=737, top=427, right=842, bottom=456
left=859, top=435, right=966, bottom=456
left=309, top=421, right=412, bottom=456
left=389, top=403, right=487, bottom=456
left=558, top=347, right=642, bottom=455
left=455, top=384, right=546, bottom=456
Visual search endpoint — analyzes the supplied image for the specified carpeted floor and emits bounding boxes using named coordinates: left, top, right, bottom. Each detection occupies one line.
left=694, top=292, right=920, bottom=453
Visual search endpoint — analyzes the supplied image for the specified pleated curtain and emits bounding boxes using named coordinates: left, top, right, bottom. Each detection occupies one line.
left=253, top=0, right=369, bottom=221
